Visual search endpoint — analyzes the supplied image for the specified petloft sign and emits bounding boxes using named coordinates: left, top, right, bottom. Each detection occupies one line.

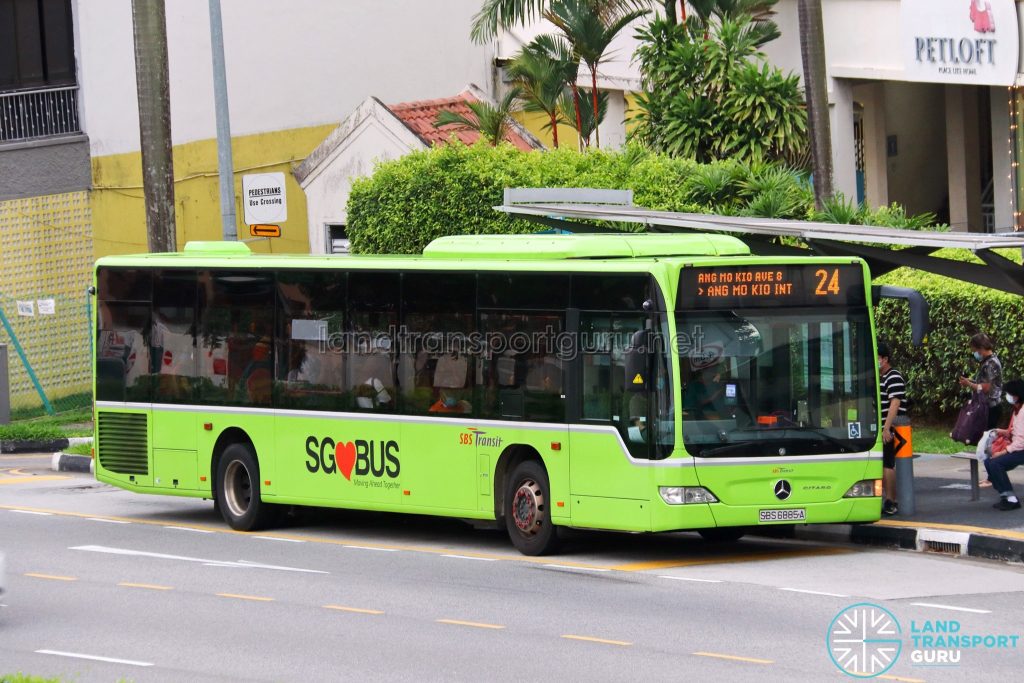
left=902, top=0, right=1019, bottom=86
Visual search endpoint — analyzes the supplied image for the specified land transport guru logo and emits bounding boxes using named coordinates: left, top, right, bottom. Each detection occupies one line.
left=826, top=602, right=1020, bottom=677
left=305, top=436, right=400, bottom=490
left=827, top=603, right=902, bottom=677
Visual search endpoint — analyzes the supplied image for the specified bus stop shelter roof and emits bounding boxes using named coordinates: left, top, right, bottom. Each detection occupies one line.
left=494, top=188, right=1024, bottom=296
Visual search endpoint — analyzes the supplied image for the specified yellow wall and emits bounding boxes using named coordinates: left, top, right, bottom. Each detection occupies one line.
left=90, top=124, right=336, bottom=258
left=514, top=110, right=581, bottom=150
left=0, top=191, right=92, bottom=411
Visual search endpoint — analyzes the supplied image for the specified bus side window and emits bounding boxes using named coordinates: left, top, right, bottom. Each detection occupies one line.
left=96, top=268, right=152, bottom=402
left=348, top=271, right=399, bottom=411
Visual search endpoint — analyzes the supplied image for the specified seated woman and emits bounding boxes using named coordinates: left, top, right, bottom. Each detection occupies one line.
left=985, top=378, right=1024, bottom=511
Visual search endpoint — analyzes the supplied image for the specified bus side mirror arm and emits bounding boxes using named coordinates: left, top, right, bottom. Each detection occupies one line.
left=871, top=285, right=930, bottom=346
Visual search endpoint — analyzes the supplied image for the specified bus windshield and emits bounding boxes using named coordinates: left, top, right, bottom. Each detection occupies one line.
left=676, top=265, right=877, bottom=457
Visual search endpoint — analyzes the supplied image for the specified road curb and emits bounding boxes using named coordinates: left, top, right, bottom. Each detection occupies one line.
left=791, top=523, right=1024, bottom=563
left=51, top=451, right=94, bottom=474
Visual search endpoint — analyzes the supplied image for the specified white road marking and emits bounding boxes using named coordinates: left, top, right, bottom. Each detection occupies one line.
left=344, top=545, right=398, bottom=552
left=544, top=564, right=611, bottom=572
left=779, top=587, right=849, bottom=598
left=35, top=650, right=153, bottom=667
left=69, top=545, right=328, bottom=574
left=9, top=509, right=52, bottom=515
left=658, top=575, right=723, bottom=584
left=87, top=517, right=130, bottom=524
left=910, top=602, right=992, bottom=614
left=442, top=554, right=497, bottom=562
left=252, top=535, right=304, bottom=543
left=165, top=526, right=214, bottom=533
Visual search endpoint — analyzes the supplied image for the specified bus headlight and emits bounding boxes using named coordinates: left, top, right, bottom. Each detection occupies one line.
left=659, top=487, right=718, bottom=505
left=844, top=479, right=882, bottom=498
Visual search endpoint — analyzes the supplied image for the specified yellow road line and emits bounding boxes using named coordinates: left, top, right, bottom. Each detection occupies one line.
left=216, top=593, right=274, bottom=602
left=323, top=605, right=384, bottom=615
left=878, top=519, right=1024, bottom=542
left=612, top=546, right=851, bottom=572
left=0, top=454, right=52, bottom=460
left=118, top=582, right=173, bottom=591
left=693, top=651, right=774, bottom=665
left=0, top=475, right=70, bottom=485
left=24, top=572, right=77, bottom=582
left=561, top=634, right=632, bottom=646
left=0, top=504, right=610, bottom=570
left=436, top=619, right=505, bottom=630
left=876, top=674, right=926, bottom=683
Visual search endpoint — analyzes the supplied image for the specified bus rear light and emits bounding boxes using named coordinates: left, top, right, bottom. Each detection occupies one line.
left=659, top=487, right=718, bottom=505
left=844, top=479, right=882, bottom=498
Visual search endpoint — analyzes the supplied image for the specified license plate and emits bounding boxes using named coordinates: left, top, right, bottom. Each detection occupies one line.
left=758, top=508, right=806, bottom=523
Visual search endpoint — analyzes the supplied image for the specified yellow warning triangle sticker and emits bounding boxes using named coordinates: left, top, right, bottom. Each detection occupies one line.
left=632, top=373, right=644, bottom=385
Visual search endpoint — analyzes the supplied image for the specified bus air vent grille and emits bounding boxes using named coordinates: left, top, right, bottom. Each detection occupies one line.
left=97, top=412, right=149, bottom=475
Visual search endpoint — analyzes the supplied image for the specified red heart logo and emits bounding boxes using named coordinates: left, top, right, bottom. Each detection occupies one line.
left=336, top=441, right=356, bottom=481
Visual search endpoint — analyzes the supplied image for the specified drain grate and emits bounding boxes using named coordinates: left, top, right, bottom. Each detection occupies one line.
left=916, top=529, right=970, bottom=556
left=922, top=540, right=962, bottom=555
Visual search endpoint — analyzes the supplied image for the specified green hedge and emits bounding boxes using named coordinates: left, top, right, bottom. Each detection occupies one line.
left=876, top=249, right=1024, bottom=418
left=347, top=142, right=817, bottom=254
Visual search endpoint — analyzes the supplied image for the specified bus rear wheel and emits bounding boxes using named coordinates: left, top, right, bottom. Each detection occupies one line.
left=698, top=528, right=745, bottom=543
left=504, top=461, right=560, bottom=556
left=216, top=443, right=277, bottom=531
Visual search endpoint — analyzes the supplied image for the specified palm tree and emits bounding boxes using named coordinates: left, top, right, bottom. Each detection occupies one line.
left=470, top=0, right=649, bottom=43
left=546, top=0, right=649, bottom=148
left=433, top=88, right=523, bottom=146
left=687, top=0, right=780, bottom=46
left=508, top=35, right=577, bottom=148
left=561, top=87, right=608, bottom=146
left=797, top=0, right=832, bottom=207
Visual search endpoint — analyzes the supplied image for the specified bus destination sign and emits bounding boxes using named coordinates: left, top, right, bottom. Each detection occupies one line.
left=678, top=264, right=866, bottom=309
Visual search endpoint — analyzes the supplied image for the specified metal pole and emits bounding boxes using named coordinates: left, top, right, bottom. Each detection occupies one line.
left=0, top=344, right=9, bottom=424
left=209, top=0, right=237, bottom=240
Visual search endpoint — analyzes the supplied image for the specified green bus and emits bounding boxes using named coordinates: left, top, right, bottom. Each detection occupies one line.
left=93, top=233, right=889, bottom=555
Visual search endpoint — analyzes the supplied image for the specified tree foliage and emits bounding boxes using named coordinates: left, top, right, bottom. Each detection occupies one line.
left=632, top=16, right=807, bottom=165
left=434, top=88, right=522, bottom=146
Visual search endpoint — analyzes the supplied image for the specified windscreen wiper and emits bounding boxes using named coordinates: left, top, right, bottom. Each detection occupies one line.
left=785, top=427, right=852, bottom=453
left=699, top=441, right=758, bottom=457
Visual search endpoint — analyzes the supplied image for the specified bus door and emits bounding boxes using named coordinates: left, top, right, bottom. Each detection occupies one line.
left=569, top=312, right=657, bottom=530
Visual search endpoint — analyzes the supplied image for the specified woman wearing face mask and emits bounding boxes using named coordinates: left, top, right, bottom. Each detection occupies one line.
left=958, top=333, right=1003, bottom=431
left=984, top=379, right=1024, bottom=511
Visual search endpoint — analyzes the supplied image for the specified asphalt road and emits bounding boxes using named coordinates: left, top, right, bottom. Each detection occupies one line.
left=1, top=454, right=1022, bottom=682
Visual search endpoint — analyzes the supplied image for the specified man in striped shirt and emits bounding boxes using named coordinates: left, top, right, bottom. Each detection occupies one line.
left=878, top=342, right=909, bottom=516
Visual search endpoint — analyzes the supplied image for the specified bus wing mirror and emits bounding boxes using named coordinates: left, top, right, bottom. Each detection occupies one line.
left=624, top=329, right=651, bottom=392
left=871, top=285, right=930, bottom=346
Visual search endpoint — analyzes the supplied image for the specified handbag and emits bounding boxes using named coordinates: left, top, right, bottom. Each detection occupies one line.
left=991, top=433, right=1010, bottom=454
left=951, top=391, right=989, bottom=445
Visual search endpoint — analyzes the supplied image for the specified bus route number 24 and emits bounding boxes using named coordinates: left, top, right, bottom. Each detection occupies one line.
left=814, top=268, right=840, bottom=297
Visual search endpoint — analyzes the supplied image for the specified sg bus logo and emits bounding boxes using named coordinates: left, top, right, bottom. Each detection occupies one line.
left=304, top=437, right=400, bottom=481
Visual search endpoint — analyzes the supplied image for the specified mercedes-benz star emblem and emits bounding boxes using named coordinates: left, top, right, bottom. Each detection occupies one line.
left=774, top=479, right=792, bottom=500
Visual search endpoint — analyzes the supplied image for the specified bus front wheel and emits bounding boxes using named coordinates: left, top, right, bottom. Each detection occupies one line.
left=504, top=461, right=560, bottom=556
left=215, top=443, right=277, bottom=531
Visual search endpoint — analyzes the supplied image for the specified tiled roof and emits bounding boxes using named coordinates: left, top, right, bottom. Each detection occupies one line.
left=388, top=90, right=538, bottom=151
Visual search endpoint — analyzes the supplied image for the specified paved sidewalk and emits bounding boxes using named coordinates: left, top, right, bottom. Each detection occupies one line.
left=793, top=453, right=1024, bottom=563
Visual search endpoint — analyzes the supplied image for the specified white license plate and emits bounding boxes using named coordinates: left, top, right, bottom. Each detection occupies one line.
left=758, top=508, right=806, bottom=523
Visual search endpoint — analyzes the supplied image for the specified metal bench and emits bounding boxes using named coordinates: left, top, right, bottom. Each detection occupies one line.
left=950, top=452, right=980, bottom=501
